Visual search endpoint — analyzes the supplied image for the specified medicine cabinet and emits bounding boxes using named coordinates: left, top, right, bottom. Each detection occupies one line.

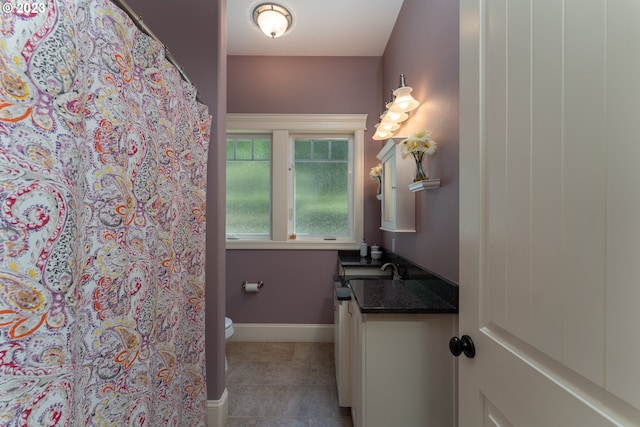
left=376, top=139, right=415, bottom=232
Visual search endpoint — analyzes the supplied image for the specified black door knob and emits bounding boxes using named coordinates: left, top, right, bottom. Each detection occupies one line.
left=449, top=335, right=476, bottom=358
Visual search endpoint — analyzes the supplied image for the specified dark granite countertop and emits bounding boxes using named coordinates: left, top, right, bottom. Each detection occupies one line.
left=348, top=279, right=457, bottom=314
left=338, top=250, right=458, bottom=314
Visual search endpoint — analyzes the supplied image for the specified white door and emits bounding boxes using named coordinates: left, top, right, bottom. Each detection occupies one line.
left=459, top=1, right=640, bottom=426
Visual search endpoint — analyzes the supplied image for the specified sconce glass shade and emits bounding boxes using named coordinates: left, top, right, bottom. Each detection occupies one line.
left=377, top=119, right=400, bottom=132
left=389, top=86, right=419, bottom=113
left=381, top=109, right=408, bottom=123
left=373, top=125, right=394, bottom=140
left=388, top=74, right=419, bottom=113
left=253, top=3, right=293, bottom=38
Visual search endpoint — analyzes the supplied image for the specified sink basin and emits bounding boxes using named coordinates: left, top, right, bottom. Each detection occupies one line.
left=339, top=275, right=391, bottom=287
left=340, top=264, right=394, bottom=279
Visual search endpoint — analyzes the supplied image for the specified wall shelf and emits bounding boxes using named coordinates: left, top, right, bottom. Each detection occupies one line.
left=408, top=179, right=441, bottom=192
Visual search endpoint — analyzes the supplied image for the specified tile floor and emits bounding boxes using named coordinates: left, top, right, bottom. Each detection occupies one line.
left=225, top=342, right=353, bottom=427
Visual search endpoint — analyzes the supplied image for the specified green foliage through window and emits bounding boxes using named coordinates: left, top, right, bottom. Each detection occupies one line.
left=226, top=137, right=271, bottom=236
left=294, top=139, right=349, bottom=236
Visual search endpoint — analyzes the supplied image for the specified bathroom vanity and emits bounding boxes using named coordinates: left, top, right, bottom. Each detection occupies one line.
left=335, top=252, right=458, bottom=427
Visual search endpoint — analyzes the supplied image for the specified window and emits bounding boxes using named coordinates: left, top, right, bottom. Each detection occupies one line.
left=226, top=136, right=271, bottom=238
left=226, top=114, right=367, bottom=250
left=293, top=137, right=350, bottom=236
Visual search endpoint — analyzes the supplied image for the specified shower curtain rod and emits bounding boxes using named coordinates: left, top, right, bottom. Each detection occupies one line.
left=109, top=0, right=203, bottom=103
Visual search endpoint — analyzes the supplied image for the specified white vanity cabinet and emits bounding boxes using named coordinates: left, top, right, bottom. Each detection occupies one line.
left=334, top=283, right=352, bottom=407
left=334, top=266, right=393, bottom=408
left=377, top=139, right=415, bottom=232
left=350, top=304, right=456, bottom=427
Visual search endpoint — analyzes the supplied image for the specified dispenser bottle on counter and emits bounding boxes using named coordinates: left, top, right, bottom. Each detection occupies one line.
left=360, top=238, right=368, bottom=257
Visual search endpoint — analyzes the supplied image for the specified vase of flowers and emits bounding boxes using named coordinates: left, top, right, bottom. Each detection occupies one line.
left=370, top=163, right=382, bottom=197
left=400, top=130, right=437, bottom=182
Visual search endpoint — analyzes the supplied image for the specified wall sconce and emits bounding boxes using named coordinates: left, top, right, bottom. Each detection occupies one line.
left=372, top=74, right=419, bottom=140
left=253, top=3, right=293, bottom=38
left=388, top=74, right=419, bottom=113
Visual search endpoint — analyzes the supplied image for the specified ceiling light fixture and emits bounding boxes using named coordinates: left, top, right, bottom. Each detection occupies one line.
left=253, top=3, right=293, bottom=38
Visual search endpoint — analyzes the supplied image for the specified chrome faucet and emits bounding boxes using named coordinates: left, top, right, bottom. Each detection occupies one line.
left=381, top=263, right=402, bottom=280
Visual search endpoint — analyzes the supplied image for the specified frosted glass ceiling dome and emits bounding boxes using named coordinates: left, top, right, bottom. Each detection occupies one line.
left=253, top=3, right=293, bottom=38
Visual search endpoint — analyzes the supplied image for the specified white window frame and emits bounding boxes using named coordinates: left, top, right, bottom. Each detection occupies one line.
left=226, top=113, right=366, bottom=250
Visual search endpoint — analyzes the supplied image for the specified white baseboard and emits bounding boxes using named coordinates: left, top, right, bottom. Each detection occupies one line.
left=230, top=323, right=334, bottom=342
left=207, top=388, right=228, bottom=427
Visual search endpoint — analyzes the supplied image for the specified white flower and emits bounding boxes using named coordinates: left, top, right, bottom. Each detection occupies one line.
left=422, top=138, right=437, bottom=156
left=399, top=130, right=437, bottom=159
left=369, top=163, right=382, bottom=179
left=411, top=130, right=431, bottom=143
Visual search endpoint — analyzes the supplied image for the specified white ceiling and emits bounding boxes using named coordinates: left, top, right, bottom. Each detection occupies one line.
left=227, top=0, right=405, bottom=56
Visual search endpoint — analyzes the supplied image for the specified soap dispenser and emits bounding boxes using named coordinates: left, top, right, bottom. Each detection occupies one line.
left=360, top=238, right=368, bottom=257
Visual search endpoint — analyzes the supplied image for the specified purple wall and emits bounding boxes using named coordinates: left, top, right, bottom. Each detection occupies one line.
left=125, top=0, right=227, bottom=401
left=208, top=0, right=227, bottom=403
left=226, top=56, right=384, bottom=324
left=227, top=251, right=338, bottom=324
left=228, top=56, right=381, bottom=117
left=381, top=0, right=460, bottom=281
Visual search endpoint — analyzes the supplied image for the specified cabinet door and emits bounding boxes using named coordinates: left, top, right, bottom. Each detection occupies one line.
left=334, top=294, right=352, bottom=407
left=350, top=302, right=363, bottom=427
left=381, top=153, right=396, bottom=229
left=377, top=139, right=415, bottom=232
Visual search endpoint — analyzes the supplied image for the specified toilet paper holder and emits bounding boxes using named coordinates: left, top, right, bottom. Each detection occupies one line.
left=242, top=281, right=264, bottom=290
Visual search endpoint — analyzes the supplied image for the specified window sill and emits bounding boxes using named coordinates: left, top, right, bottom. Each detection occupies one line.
left=226, top=240, right=360, bottom=250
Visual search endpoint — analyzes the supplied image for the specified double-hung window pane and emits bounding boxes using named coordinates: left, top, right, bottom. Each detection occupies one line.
left=226, top=136, right=271, bottom=238
left=293, top=137, right=351, bottom=237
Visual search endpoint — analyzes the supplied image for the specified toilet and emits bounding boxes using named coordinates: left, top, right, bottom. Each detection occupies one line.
left=224, top=316, right=234, bottom=370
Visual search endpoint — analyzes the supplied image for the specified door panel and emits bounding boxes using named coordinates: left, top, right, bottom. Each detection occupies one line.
left=483, top=395, right=514, bottom=427
left=605, top=1, right=640, bottom=408
left=529, top=0, right=563, bottom=362
left=460, top=0, right=640, bottom=424
left=562, top=0, right=607, bottom=385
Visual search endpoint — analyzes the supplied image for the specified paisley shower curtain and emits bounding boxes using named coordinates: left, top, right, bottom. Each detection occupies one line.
left=0, top=0, right=210, bottom=425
